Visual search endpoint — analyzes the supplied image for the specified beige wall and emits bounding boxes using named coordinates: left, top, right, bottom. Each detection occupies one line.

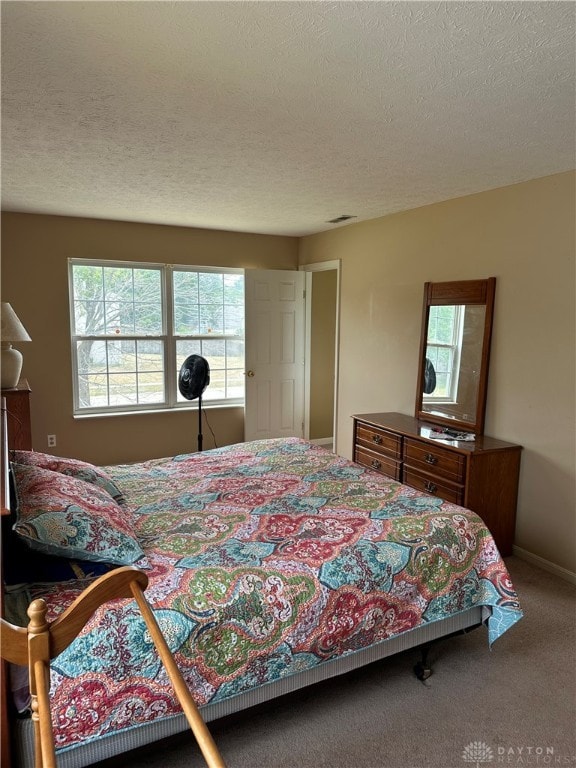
left=1, top=213, right=298, bottom=464
left=309, top=269, right=337, bottom=440
left=299, top=172, right=576, bottom=574
left=2, top=172, right=574, bottom=573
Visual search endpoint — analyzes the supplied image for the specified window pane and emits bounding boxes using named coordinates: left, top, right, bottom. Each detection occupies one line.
left=226, top=369, right=245, bottom=399
left=176, top=340, right=202, bottom=366
left=135, top=302, right=162, bottom=334
left=137, top=372, right=165, bottom=404
left=137, top=340, right=164, bottom=372
left=199, top=305, right=224, bottom=334
left=76, top=340, right=107, bottom=374
left=428, top=306, right=457, bottom=345
left=174, top=271, right=200, bottom=334
left=199, top=272, right=223, bottom=303
left=224, top=305, right=244, bottom=335
left=434, top=373, right=450, bottom=397
left=133, top=269, right=162, bottom=333
left=199, top=274, right=224, bottom=335
left=105, top=300, right=134, bottom=335
left=134, top=269, right=161, bottom=302
left=436, top=347, right=452, bottom=371
left=75, top=337, right=166, bottom=410
left=205, top=367, right=225, bottom=400
left=73, top=265, right=163, bottom=337
left=174, top=304, right=200, bottom=335
left=136, top=340, right=166, bottom=404
left=226, top=339, right=244, bottom=366
left=173, top=271, right=199, bottom=303
left=202, top=339, right=225, bottom=363
left=224, top=273, right=244, bottom=304
left=202, top=338, right=225, bottom=401
left=77, top=373, right=108, bottom=408
left=109, top=373, right=138, bottom=405
left=107, top=340, right=136, bottom=371
left=74, top=299, right=106, bottom=335
left=73, top=265, right=104, bottom=298
left=104, top=267, right=132, bottom=297
left=425, top=345, right=453, bottom=399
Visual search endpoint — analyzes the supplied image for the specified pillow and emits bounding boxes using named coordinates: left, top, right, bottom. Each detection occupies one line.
left=2, top=522, right=115, bottom=585
left=11, top=463, right=145, bottom=566
left=12, top=450, right=126, bottom=504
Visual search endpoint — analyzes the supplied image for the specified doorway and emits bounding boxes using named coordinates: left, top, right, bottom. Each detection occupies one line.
left=301, top=261, right=340, bottom=452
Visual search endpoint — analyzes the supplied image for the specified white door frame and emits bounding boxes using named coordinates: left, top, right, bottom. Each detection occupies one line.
left=299, top=260, right=341, bottom=450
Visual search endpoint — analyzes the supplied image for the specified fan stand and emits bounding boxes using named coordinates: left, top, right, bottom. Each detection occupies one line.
left=197, top=395, right=203, bottom=452
left=178, top=354, right=210, bottom=453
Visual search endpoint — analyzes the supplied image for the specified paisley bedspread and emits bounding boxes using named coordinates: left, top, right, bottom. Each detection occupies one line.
left=6, top=438, right=522, bottom=754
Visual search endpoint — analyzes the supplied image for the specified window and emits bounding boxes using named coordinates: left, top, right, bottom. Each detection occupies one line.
left=424, top=304, right=464, bottom=402
left=69, top=260, right=244, bottom=414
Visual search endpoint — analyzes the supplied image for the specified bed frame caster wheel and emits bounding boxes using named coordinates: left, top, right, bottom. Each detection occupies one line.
left=414, top=660, right=432, bottom=682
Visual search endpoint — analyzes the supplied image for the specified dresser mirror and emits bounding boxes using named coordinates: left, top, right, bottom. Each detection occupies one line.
left=415, top=278, right=496, bottom=435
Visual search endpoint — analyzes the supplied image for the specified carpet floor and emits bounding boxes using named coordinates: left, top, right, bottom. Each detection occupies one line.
left=95, top=556, right=576, bottom=768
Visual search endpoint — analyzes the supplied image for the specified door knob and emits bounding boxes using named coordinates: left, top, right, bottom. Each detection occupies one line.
left=246, top=370, right=255, bottom=377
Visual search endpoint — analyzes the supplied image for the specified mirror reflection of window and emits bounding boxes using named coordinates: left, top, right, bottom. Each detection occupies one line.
left=424, top=305, right=464, bottom=402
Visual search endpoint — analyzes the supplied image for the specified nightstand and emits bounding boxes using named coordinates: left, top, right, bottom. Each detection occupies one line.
left=1, top=378, right=32, bottom=451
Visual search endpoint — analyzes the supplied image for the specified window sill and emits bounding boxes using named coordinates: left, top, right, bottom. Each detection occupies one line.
left=73, top=403, right=244, bottom=419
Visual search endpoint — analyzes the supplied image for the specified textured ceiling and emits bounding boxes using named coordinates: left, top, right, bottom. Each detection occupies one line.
left=1, top=1, right=574, bottom=237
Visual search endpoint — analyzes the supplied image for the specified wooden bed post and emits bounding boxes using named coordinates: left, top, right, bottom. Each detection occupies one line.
left=129, top=583, right=226, bottom=768
left=27, top=600, right=57, bottom=768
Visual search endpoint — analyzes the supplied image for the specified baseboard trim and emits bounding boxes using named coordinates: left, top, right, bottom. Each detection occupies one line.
left=512, top=545, right=576, bottom=586
left=310, top=437, right=334, bottom=449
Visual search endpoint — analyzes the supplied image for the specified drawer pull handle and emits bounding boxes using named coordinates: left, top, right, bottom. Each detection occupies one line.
left=425, top=480, right=437, bottom=494
left=371, top=459, right=382, bottom=470
left=425, top=453, right=438, bottom=465
left=371, top=434, right=383, bottom=445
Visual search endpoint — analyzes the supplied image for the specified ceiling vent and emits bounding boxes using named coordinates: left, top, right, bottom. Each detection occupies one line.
left=326, top=215, right=357, bottom=224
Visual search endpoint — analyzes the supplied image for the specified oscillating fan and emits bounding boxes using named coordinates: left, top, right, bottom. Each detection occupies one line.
left=178, top=355, right=210, bottom=452
left=423, top=357, right=437, bottom=395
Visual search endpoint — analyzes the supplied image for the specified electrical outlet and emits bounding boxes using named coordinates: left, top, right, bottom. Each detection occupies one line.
left=47, top=435, right=57, bottom=448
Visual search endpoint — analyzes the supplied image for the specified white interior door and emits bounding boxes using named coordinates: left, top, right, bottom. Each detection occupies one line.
left=244, top=270, right=306, bottom=441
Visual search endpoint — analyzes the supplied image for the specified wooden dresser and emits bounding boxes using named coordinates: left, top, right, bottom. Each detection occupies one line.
left=353, top=412, right=521, bottom=556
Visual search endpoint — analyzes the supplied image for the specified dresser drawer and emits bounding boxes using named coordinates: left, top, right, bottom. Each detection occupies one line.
left=355, top=446, right=401, bottom=480
left=355, top=423, right=401, bottom=458
left=403, top=468, right=465, bottom=505
left=403, top=438, right=466, bottom=484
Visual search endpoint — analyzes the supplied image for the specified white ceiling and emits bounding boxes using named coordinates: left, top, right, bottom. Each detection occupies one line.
left=1, top=1, right=574, bottom=237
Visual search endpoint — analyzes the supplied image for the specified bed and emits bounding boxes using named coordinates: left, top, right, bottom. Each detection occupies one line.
left=1, top=435, right=522, bottom=768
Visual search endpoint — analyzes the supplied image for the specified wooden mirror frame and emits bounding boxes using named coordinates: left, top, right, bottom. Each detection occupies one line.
left=415, top=277, right=496, bottom=435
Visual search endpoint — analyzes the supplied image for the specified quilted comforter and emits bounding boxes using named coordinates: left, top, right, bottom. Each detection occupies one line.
left=7, top=438, right=522, bottom=754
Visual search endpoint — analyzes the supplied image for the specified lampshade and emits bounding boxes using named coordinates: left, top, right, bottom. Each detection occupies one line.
left=1, top=302, right=31, bottom=388
left=1, top=302, right=32, bottom=342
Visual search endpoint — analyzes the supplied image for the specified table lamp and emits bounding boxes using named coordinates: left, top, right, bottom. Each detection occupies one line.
left=1, top=302, right=32, bottom=388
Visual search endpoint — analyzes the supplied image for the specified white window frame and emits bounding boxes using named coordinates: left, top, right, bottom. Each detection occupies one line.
left=68, top=259, right=245, bottom=416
